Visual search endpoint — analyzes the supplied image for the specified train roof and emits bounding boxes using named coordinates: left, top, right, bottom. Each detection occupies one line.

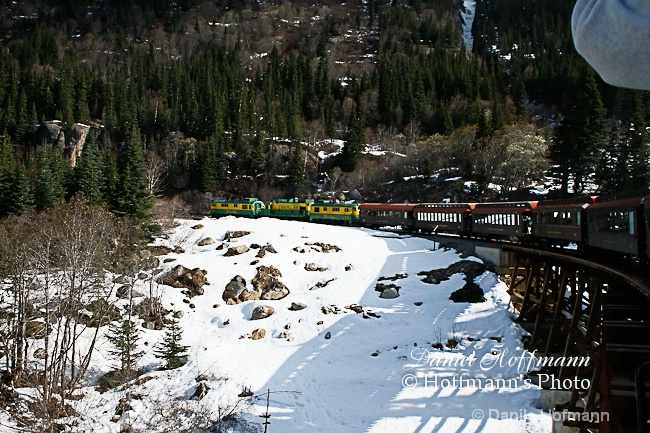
left=589, top=190, right=650, bottom=210
left=473, top=201, right=538, bottom=213
left=413, top=203, right=475, bottom=211
left=534, top=196, right=595, bottom=211
left=211, top=197, right=260, bottom=204
left=359, top=203, right=416, bottom=211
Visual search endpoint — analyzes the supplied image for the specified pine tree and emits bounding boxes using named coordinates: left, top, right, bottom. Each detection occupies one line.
left=0, top=134, right=15, bottom=217
left=339, top=101, right=365, bottom=172
left=287, top=141, right=307, bottom=197
left=33, top=145, right=66, bottom=211
left=106, top=318, right=144, bottom=377
left=154, top=316, right=188, bottom=370
left=115, top=126, right=152, bottom=218
left=75, top=136, right=105, bottom=205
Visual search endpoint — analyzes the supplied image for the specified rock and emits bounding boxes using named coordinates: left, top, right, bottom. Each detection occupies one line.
left=192, top=382, right=210, bottom=400
left=304, top=263, right=327, bottom=272
left=240, top=289, right=261, bottom=302
left=375, top=282, right=399, bottom=293
left=289, top=302, right=306, bottom=311
left=414, top=302, right=423, bottom=306
left=253, top=266, right=289, bottom=300
left=146, top=245, right=173, bottom=255
left=250, top=260, right=259, bottom=266
left=174, top=311, right=184, bottom=319
left=251, top=305, right=275, bottom=320
left=345, top=264, right=353, bottom=271
left=238, top=388, right=254, bottom=397
left=191, top=224, right=204, bottom=230
left=325, top=332, right=331, bottom=339
left=278, top=331, right=289, bottom=339
left=195, top=374, right=208, bottom=382
left=157, top=265, right=208, bottom=296
left=380, top=287, right=400, bottom=299
left=449, top=282, right=486, bottom=303
left=293, top=246, right=307, bottom=253
left=250, top=329, right=266, bottom=340
left=285, top=323, right=291, bottom=330
left=348, top=189, right=363, bottom=200
left=311, top=278, right=336, bottom=290
left=34, top=348, right=46, bottom=359
left=317, top=320, right=324, bottom=325
left=116, top=285, right=133, bottom=299
left=224, top=245, right=250, bottom=256
left=216, top=243, right=227, bottom=250
left=346, top=304, right=364, bottom=314
left=224, top=231, right=251, bottom=241
left=164, top=258, right=176, bottom=263
left=174, top=246, right=185, bottom=254
left=306, top=242, right=341, bottom=253
left=198, top=237, right=215, bottom=246
left=250, top=243, right=261, bottom=249
left=223, top=275, right=247, bottom=303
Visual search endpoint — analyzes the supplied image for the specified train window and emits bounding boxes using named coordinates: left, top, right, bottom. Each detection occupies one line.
left=629, top=213, right=635, bottom=235
left=314, top=207, right=320, bottom=212
left=221, top=203, right=228, bottom=207
left=332, top=207, right=340, bottom=212
left=576, top=212, right=580, bottom=226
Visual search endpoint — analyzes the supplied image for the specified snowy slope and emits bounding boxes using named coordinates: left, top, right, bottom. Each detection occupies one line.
left=59, top=217, right=550, bottom=433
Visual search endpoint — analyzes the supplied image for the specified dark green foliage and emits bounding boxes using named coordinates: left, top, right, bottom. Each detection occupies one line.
left=154, top=316, right=188, bottom=370
left=114, top=126, right=152, bottom=218
left=106, top=319, right=144, bottom=376
left=339, top=101, right=365, bottom=172
left=74, top=136, right=104, bottom=205
left=33, top=145, right=67, bottom=211
left=551, top=67, right=608, bottom=194
left=287, top=141, right=307, bottom=196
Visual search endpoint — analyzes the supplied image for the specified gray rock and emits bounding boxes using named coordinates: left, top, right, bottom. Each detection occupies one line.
left=191, top=224, right=204, bottom=230
left=224, top=245, right=250, bottom=256
left=198, top=237, right=215, bottom=246
left=251, top=305, right=275, bottom=320
left=380, top=287, right=400, bottom=299
left=348, top=189, right=363, bottom=200
left=223, top=275, right=247, bottom=303
left=289, top=302, right=307, bottom=311
left=325, top=332, right=332, bottom=339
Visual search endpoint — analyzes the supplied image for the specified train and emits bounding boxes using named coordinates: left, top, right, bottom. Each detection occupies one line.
left=210, top=190, right=650, bottom=262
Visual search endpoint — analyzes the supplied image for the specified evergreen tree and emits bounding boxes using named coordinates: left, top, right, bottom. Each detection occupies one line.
left=33, top=145, right=66, bottom=211
left=115, top=126, right=152, bottom=218
left=106, top=318, right=144, bottom=377
left=75, top=136, right=105, bottom=205
left=287, top=141, right=307, bottom=197
left=0, top=134, right=15, bottom=217
left=339, top=101, right=365, bottom=172
left=551, top=67, right=607, bottom=194
left=154, top=316, right=188, bottom=370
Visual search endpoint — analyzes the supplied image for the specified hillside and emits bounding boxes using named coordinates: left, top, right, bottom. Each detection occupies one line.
left=2, top=216, right=550, bottom=432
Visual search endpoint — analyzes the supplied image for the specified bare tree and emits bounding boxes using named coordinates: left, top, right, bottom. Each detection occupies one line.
left=146, top=152, right=168, bottom=196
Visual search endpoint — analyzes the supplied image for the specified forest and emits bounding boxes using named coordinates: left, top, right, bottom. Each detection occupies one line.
left=0, top=0, right=648, bottom=219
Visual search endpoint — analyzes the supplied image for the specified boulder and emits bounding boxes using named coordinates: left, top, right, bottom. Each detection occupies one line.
left=191, top=224, right=204, bottom=230
left=198, top=237, right=215, bottom=246
left=380, top=287, right=400, bottom=299
left=253, top=266, right=289, bottom=300
left=224, top=231, right=251, bottom=241
left=250, top=329, right=266, bottom=340
left=157, top=265, right=207, bottom=296
left=289, top=302, right=307, bottom=311
left=25, top=321, right=48, bottom=338
left=192, top=382, right=210, bottom=400
left=251, top=305, right=275, bottom=320
left=223, top=275, right=247, bottom=303
left=224, top=245, right=250, bottom=256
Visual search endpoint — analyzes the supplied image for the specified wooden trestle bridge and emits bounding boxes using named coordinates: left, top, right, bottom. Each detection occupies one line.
left=498, top=244, right=650, bottom=433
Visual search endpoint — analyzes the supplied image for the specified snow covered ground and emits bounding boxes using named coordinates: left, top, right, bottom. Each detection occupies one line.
left=22, top=217, right=551, bottom=433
